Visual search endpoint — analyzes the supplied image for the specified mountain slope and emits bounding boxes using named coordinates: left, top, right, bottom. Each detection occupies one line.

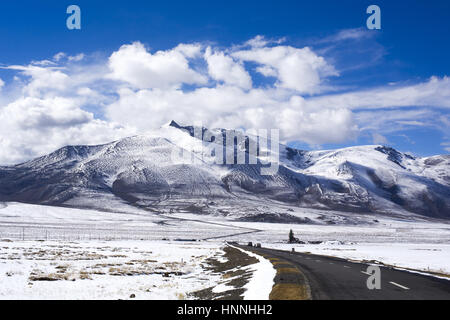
left=0, top=121, right=449, bottom=219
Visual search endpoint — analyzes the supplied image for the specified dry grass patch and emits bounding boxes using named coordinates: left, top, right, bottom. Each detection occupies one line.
left=269, top=284, right=310, bottom=300
left=29, top=273, right=69, bottom=281
left=276, top=267, right=301, bottom=275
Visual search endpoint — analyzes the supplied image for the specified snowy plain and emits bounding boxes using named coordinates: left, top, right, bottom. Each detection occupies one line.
left=0, top=201, right=449, bottom=299
left=0, top=240, right=222, bottom=300
left=0, top=202, right=277, bottom=300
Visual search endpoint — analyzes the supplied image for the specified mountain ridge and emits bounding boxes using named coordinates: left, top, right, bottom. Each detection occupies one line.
left=0, top=121, right=449, bottom=221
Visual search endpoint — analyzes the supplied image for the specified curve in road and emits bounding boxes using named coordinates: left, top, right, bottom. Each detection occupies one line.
left=235, top=244, right=450, bottom=300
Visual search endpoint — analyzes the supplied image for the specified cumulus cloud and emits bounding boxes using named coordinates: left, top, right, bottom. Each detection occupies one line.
left=2, top=97, right=92, bottom=130
left=3, top=65, right=71, bottom=97
left=106, top=85, right=357, bottom=145
left=232, top=45, right=337, bottom=93
left=107, top=42, right=207, bottom=89
left=204, top=47, right=252, bottom=89
left=104, top=40, right=353, bottom=145
left=0, top=96, right=134, bottom=164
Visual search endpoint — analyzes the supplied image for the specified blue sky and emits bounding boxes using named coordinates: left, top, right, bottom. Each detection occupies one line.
left=0, top=0, right=449, bottom=164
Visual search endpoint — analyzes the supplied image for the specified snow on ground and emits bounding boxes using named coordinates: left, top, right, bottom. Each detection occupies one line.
left=0, top=202, right=247, bottom=241
left=226, top=218, right=450, bottom=244
left=0, top=201, right=449, bottom=300
left=229, top=244, right=276, bottom=300
left=0, top=240, right=222, bottom=300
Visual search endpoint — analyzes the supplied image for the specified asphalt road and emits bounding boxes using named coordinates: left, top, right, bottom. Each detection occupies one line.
left=236, top=244, right=450, bottom=300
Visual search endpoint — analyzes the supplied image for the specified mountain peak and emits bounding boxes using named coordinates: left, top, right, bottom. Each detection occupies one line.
left=167, top=120, right=181, bottom=128
left=0, top=127, right=449, bottom=220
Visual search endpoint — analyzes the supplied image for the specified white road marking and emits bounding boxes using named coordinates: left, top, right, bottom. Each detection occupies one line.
left=343, top=266, right=351, bottom=269
left=361, top=271, right=371, bottom=275
left=389, top=281, right=409, bottom=290
left=329, top=262, right=334, bottom=265
left=315, top=260, right=321, bottom=262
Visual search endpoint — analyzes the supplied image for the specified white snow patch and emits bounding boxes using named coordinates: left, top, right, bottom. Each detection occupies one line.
left=228, top=244, right=276, bottom=300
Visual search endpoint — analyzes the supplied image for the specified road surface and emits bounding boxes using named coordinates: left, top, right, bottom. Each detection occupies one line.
left=236, top=244, right=450, bottom=300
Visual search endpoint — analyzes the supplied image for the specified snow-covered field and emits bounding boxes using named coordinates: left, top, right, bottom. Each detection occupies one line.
left=0, top=201, right=449, bottom=299
left=0, top=202, right=249, bottom=241
left=0, top=203, right=277, bottom=300
left=0, top=240, right=223, bottom=300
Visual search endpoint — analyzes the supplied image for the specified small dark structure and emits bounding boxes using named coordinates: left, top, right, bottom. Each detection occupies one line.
left=288, top=229, right=301, bottom=244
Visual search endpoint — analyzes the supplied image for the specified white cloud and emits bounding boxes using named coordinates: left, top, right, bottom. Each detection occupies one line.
left=204, top=47, right=252, bottom=89
left=255, top=65, right=277, bottom=77
left=0, top=96, right=134, bottom=164
left=2, top=97, right=92, bottom=130
left=320, top=28, right=375, bottom=43
left=306, top=76, right=450, bottom=110
left=441, top=142, right=450, bottom=152
left=30, top=59, right=56, bottom=66
left=243, top=35, right=286, bottom=48
left=372, top=133, right=388, bottom=145
left=105, top=86, right=357, bottom=145
left=107, top=41, right=207, bottom=89
left=245, top=35, right=269, bottom=48
left=355, top=108, right=438, bottom=135
left=53, top=52, right=66, bottom=61
left=52, top=52, right=85, bottom=62
left=104, top=40, right=353, bottom=145
left=233, top=45, right=337, bottom=93
left=395, top=120, right=426, bottom=126
left=3, top=65, right=71, bottom=97
left=0, top=78, right=4, bottom=90
left=68, top=53, right=85, bottom=62
left=173, top=43, right=203, bottom=58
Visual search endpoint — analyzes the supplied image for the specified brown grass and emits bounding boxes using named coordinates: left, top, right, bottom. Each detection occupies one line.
left=276, top=267, right=301, bottom=275
left=269, top=284, right=310, bottom=300
left=29, top=273, right=69, bottom=281
left=272, top=261, right=294, bottom=266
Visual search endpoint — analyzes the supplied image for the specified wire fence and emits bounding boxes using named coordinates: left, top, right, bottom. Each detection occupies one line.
left=0, top=225, right=207, bottom=242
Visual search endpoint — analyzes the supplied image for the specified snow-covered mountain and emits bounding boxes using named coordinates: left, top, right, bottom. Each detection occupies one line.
left=0, top=121, right=449, bottom=220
